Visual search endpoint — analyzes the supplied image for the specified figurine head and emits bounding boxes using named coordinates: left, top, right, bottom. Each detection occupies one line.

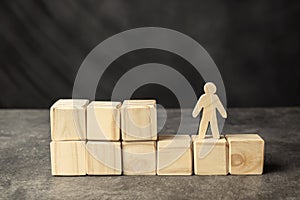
left=204, top=82, right=216, bottom=94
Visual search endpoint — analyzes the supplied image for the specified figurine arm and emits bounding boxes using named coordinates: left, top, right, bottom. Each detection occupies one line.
left=215, top=95, right=227, bottom=118
left=192, top=96, right=204, bottom=118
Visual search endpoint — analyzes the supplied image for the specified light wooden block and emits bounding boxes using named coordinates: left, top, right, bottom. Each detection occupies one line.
left=50, top=141, right=86, bottom=176
left=226, top=134, right=264, bottom=175
left=192, top=135, right=228, bottom=175
left=86, top=141, right=122, bottom=175
left=121, top=100, right=157, bottom=141
left=50, top=99, right=89, bottom=141
left=122, top=141, right=156, bottom=175
left=157, top=135, right=192, bottom=175
left=87, top=101, right=121, bottom=141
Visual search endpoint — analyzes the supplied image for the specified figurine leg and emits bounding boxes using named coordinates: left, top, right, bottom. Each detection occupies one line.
left=198, top=119, right=209, bottom=138
left=210, top=118, right=220, bottom=139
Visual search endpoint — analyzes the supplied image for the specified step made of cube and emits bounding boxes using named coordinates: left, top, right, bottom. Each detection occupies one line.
left=122, top=141, right=156, bottom=175
left=225, top=134, right=264, bottom=175
left=49, top=99, right=265, bottom=176
left=50, top=99, right=89, bottom=141
left=50, top=141, right=86, bottom=176
left=86, top=141, right=122, bottom=175
left=192, top=135, right=228, bottom=175
left=157, top=135, right=192, bottom=175
left=121, top=100, right=157, bottom=141
left=87, top=101, right=121, bottom=141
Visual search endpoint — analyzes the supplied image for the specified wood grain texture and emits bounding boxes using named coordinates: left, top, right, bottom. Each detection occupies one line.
left=50, top=99, right=89, bottom=141
left=122, top=141, right=156, bottom=175
left=87, top=101, right=121, bottom=141
left=226, top=134, right=264, bottom=175
left=86, top=141, right=122, bottom=175
left=157, top=135, right=192, bottom=175
left=192, top=135, right=228, bottom=175
left=121, top=100, right=157, bottom=141
left=50, top=141, right=86, bottom=176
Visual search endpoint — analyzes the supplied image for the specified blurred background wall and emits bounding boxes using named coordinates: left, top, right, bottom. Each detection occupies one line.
left=0, top=0, right=299, bottom=108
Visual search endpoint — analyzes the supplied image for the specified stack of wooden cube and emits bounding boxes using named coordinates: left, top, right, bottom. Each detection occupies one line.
left=121, top=100, right=157, bottom=175
left=86, top=101, right=122, bottom=175
left=50, top=99, right=264, bottom=176
left=50, top=99, right=159, bottom=175
left=50, top=99, right=89, bottom=175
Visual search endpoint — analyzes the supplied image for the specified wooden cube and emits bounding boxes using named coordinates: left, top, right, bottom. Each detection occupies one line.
left=157, top=135, right=192, bottom=175
left=87, top=101, right=121, bottom=141
left=192, top=135, right=228, bottom=175
left=121, top=100, right=157, bottom=141
left=50, top=99, right=89, bottom=141
left=86, top=141, right=122, bottom=175
left=122, top=141, right=156, bottom=175
left=226, top=134, right=264, bottom=175
left=50, top=141, right=86, bottom=176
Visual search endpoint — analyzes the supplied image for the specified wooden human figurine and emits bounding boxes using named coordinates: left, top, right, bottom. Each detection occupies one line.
left=192, top=82, right=227, bottom=139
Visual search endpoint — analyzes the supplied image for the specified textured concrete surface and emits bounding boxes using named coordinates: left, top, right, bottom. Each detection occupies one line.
left=0, top=108, right=299, bottom=199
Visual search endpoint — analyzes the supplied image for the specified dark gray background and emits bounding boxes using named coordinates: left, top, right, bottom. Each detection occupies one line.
left=0, top=0, right=299, bottom=108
